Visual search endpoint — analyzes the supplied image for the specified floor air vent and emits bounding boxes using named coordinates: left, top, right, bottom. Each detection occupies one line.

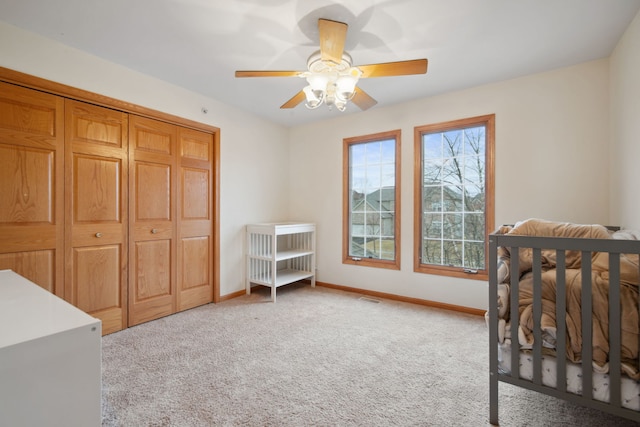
left=358, top=296, right=381, bottom=303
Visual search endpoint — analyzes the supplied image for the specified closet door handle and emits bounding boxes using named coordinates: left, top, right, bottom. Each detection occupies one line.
left=95, top=232, right=103, bottom=238
left=151, top=228, right=158, bottom=234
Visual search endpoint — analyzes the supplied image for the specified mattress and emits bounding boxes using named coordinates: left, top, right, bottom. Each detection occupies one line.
left=498, top=342, right=640, bottom=411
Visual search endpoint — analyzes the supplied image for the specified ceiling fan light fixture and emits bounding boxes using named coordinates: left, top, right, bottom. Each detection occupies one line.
left=303, top=85, right=323, bottom=109
left=335, top=73, right=358, bottom=102
left=307, top=73, right=329, bottom=92
left=236, top=19, right=426, bottom=112
left=333, top=98, right=347, bottom=112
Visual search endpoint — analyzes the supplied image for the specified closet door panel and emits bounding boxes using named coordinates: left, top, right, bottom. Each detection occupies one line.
left=0, top=82, right=64, bottom=295
left=74, top=155, right=121, bottom=222
left=129, top=116, right=176, bottom=326
left=0, top=86, right=58, bottom=146
left=182, top=168, right=209, bottom=219
left=0, top=250, right=55, bottom=292
left=133, top=239, right=172, bottom=298
left=0, top=146, right=55, bottom=223
left=73, top=245, right=121, bottom=312
left=177, top=128, right=213, bottom=311
left=134, top=162, right=171, bottom=221
left=65, top=99, right=128, bottom=335
left=178, top=236, right=210, bottom=308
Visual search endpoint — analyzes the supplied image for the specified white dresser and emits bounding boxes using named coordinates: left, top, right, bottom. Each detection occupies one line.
left=0, top=270, right=102, bottom=426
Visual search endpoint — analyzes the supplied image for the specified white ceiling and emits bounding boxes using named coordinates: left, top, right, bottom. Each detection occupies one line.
left=1, top=0, right=639, bottom=127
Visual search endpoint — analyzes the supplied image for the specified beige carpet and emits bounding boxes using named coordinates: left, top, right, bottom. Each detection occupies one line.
left=101, top=283, right=638, bottom=426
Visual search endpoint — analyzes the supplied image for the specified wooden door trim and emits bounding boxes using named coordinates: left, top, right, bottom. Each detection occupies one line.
left=0, top=66, right=220, bottom=304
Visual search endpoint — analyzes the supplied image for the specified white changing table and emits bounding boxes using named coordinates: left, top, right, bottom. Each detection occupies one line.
left=246, top=222, right=316, bottom=302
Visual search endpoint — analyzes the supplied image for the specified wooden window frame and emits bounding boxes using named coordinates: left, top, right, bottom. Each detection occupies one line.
left=343, top=129, right=401, bottom=270
left=413, top=114, right=495, bottom=280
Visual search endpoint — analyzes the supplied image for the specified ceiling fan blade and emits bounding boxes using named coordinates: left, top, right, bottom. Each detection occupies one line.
left=280, top=90, right=307, bottom=109
left=235, top=70, right=302, bottom=78
left=358, top=59, right=428, bottom=78
left=318, top=18, right=347, bottom=64
left=351, top=87, right=378, bottom=111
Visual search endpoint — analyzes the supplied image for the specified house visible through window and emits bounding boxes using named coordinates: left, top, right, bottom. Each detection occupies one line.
left=414, top=115, right=494, bottom=280
left=343, top=130, right=401, bottom=270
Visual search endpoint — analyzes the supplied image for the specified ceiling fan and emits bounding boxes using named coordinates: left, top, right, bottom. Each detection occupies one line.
left=235, top=18, right=428, bottom=112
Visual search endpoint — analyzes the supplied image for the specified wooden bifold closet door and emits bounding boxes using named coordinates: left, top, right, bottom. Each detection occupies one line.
left=128, top=116, right=213, bottom=326
left=128, top=116, right=177, bottom=326
left=176, top=127, right=213, bottom=312
left=0, top=76, right=215, bottom=334
left=64, top=99, right=129, bottom=335
left=0, top=82, right=65, bottom=296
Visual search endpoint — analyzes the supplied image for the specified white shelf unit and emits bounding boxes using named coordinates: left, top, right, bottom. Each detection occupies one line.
left=246, top=222, right=316, bottom=302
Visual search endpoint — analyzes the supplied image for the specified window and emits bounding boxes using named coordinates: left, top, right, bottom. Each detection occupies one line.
left=343, top=130, right=401, bottom=270
left=414, top=115, right=494, bottom=280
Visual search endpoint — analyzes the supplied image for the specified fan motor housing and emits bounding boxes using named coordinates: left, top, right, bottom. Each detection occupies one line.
left=307, top=50, right=353, bottom=74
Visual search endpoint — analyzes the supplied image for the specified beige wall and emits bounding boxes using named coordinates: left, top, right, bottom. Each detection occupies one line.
left=0, top=21, right=291, bottom=298
left=2, top=12, right=637, bottom=309
left=288, top=59, right=610, bottom=310
left=610, top=10, right=640, bottom=229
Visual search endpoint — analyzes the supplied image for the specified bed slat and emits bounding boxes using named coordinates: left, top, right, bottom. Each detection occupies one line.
left=488, top=235, right=499, bottom=425
left=510, top=247, right=521, bottom=380
left=556, top=249, right=567, bottom=394
left=581, top=251, right=594, bottom=401
left=532, top=248, right=543, bottom=385
left=609, top=252, right=622, bottom=408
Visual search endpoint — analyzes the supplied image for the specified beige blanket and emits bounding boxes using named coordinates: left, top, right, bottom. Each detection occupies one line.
left=495, top=218, right=640, bottom=379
